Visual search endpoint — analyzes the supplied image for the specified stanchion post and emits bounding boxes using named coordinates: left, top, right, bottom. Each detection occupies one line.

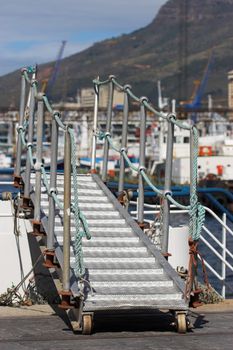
left=161, top=115, right=174, bottom=255
left=137, top=98, right=147, bottom=226
left=118, top=86, right=130, bottom=193
left=62, top=128, right=72, bottom=292
left=222, top=213, right=226, bottom=299
left=32, top=94, right=44, bottom=234
left=14, top=71, right=26, bottom=187
left=90, top=82, right=99, bottom=173
left=47, top=118, right=59, bottom=249
left=102, top=77, right=114, bottom=182
left=22, top=83, right=36, bottom=208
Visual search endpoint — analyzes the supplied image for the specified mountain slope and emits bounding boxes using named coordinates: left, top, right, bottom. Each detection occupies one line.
left=1, top=0, right=233, bottom=109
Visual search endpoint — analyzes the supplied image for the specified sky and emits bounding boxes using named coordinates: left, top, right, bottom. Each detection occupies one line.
left=0, top=0, right=167, bottom=76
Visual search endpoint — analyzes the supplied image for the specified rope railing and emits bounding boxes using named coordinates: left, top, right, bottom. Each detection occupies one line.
left=92, top=75, right=207, bottom=301
left=15, top=65, right=91, bottom=280
left=93, top=76, right=206, bottom=244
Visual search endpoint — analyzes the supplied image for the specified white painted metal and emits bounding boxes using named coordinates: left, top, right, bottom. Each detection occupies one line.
left=168, top=226, right=189, bottom=270
left=0, top=200, right=32, bottom=295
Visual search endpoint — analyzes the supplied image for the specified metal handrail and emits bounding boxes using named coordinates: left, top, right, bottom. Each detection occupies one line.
left=129, top=200, right=233, bottom=298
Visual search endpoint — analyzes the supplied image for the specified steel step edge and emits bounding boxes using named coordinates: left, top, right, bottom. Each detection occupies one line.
left=30, top=179, right=98, bottom=188
left=70, top=258, right=159, bottom=269
left=54, top=219, right=128, bottom=227
left=69, top=247, right=150, bottom=258
left=56, top=237, right=142, bottom=247
left=40, top=202, right=114, bottom=210
left=85, top=271, right=167, bottom=282
left=83, top=299, right=188, bottom=311
left=55, top=227, right=134, bottom=234
left=43, top=210, right=120, bottom=218
left=40, top=195, right=109, bottom=202
left=85, top=293, right=183, bottom=302
left=89, top=281, right=174, bottom=289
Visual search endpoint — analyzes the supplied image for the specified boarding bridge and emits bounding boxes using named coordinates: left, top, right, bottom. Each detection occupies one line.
left=12, top=67, right=207, bottom=334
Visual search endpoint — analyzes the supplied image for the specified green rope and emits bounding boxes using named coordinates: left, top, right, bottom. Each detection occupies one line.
left=189, top=126, right=206, bottom=240
left=94, top=77, right=207, bottom=241
left=97, top=130, right=188, bottom=208
left=27, top=145, right=35, bottom=167
left=42, top=95, right=53, bottom=114
left=122, top=152, right=139, bottom=173
left=40, top=166, right=50, bottom=194
left=68, top=127, right=91, bottom=278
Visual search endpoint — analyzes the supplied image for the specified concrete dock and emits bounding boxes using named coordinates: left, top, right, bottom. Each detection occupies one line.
left=0, top=301, right=233, bottom=350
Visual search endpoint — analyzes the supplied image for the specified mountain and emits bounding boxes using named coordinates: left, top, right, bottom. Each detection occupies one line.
left=1, top=0, right=233, bottom=109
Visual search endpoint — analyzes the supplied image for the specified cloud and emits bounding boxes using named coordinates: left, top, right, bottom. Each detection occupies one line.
left=0, top=0, right=167, bottom=76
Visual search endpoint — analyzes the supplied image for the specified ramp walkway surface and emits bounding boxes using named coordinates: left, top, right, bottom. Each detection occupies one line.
left=28, top=173, right=188, bottom=322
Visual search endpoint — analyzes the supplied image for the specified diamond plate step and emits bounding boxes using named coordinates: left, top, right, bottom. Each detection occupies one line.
left=55, top=218, right=128, bottom=227
left=41, top=202, right=114, bottom=211
left=55, top=227, right=135, bottom=238
left=70, top=247, right=149, bottom=258
left=71, top=257, right=158, bottom=269
left=28, top=172, right=187, bottom=314
left=41, top=194, right=109, bottom=203
left=56, top=237, right=142, bottom=247
left=83, top=299, right=187, bottom=311
left=87, top=282, right=175, bottom=295
left=86, top=269, right=165, bottom=281
left=43, top=209, right=120, bottom=218
left=86, top=280, right=176, bottom=295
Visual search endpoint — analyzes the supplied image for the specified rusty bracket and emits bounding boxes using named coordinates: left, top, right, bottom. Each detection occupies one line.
left=43, top=249, right=60, bottom=268
left=58, top=290, right=75, bottom=310
left=31, top=220, right=46, bottom=237
left=189, top=288, right=203, bottom=308
left=13, top=174, right=22, bottom=188
left=136, top=221, right=150, bottom=231
left=21, top=196, right=33, bottom=210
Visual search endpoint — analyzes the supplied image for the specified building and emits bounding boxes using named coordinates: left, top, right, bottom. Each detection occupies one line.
left=77, top=85, right=124, bottom=109
left=228, top=70, right=233, bottom=108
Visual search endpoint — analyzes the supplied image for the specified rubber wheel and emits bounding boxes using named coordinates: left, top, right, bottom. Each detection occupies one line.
left=82, top=314, right=93, bottom=335
left=177, top=313, right=187, bottom=334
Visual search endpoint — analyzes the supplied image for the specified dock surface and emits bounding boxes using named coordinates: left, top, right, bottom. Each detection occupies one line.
left=0, top=301, right=233, bottom=350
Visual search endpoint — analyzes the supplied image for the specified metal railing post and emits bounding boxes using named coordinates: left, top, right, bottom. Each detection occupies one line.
left=63, top=128, right=71, bottom=292
left=222, top=213, right=226, bottom=298
left=47, top=118, right=59, bottom=250
left=90, top=83, right=99, bottom=173
left=189, top=128, right=197, bottom=237
left=137, top=98, right=147, bottom=225
left=23, top=84, right=36, bottom=208
left=118, top=86, right=130, bottom=193
left=14, top=71, right=26, bottom=187
left=33, top=94, right=44, bottom=233
left=102, top=78, right=114, bottom=182
left=161, top=116, right=174, bottom=254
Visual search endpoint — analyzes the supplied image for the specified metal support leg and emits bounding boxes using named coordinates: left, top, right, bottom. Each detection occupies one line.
left=59, top=128, right=74, bottom=309
left=137, top=98, right=147, bottom=227
left=22, top=86, right=35, bottom=209
left=32, top=96, right=44, bottom=235
left=47, top=119, right=58, bottom=248
left=102, top=78, right=114, bottom=182
left=14, top=72, right=26, bottom=187
left=63, top=129, right=71, bottom=292
left=118, top=86, right=129, bottom=194
left=161, top=118, right=174, bottom=254
left=90, top=82, right=99, bottom=173
left=43, top=119, right=59, bottom=267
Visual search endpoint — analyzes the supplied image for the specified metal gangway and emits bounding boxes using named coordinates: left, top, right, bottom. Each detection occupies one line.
left=13, top=67, right=207, bottom=334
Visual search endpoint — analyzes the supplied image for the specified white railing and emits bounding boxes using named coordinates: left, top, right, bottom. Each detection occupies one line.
left=130, top=201, right=233, bottom=298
